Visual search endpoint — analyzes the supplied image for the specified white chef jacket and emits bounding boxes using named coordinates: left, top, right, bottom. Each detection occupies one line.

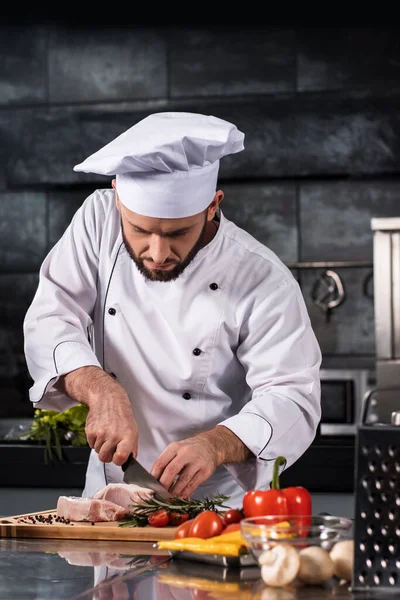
left=23, top=189, right=322, bottom=508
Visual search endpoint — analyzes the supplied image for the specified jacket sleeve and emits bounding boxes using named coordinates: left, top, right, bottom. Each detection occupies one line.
left=218, top=277, right=322, bottom=491
left=23, top=194, right=104, bottom=411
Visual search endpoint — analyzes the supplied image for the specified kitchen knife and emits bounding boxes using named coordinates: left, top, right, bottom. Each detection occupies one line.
left=121, top=453, right=173, bottom=500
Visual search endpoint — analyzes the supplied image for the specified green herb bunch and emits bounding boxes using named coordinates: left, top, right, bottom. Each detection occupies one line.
left=22, top=404, right=89, bottom=463
left=119, top=493, right=231, bottom=527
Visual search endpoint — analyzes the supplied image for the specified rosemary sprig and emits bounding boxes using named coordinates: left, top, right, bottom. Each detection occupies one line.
left=119, top=493, right=231, bottom=527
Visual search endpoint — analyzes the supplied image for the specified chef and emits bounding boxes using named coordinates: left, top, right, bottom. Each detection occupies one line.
left=23, top=112, right=322, bottom=507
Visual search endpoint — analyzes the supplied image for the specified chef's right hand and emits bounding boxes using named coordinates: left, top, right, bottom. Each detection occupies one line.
left=85, top=384, right=139, bottom=465
left=56, top=366, right=138, bottom=466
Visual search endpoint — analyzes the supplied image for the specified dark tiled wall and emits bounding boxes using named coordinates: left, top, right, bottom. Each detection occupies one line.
left=1, top=24, right=400, bottom=417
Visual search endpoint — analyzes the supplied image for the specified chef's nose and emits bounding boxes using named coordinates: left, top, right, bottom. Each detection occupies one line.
left=148, top=235, right=171, bottom=264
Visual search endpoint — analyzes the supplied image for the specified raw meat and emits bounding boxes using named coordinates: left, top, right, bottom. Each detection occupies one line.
left=55, top=483, right=154, bottom=523
left=56, top=496, right=131, bottom=522
left=93, top=483, right=154, bottom=509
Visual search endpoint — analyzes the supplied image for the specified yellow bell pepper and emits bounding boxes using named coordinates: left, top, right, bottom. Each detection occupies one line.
left=156, top=539, right=247, bottom=556
left=207, top=530, right=248, bottom=546
left=265, top=521, right=295, bottom=539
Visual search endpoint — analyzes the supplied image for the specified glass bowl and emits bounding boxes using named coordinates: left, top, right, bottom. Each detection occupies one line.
left=240, top=515, right=354, bottom=588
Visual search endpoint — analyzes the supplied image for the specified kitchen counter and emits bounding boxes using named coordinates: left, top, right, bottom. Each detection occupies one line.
left=0, top=537, right=390, bottom=600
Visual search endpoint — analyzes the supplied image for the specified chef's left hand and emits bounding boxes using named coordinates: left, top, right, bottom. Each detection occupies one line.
left=151, top=435, right=217, bottom=498
left=151, top=425, right=249, bottom=498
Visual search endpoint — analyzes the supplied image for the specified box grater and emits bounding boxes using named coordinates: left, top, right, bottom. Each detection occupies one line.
left=352, top=387, right=400, bottom=592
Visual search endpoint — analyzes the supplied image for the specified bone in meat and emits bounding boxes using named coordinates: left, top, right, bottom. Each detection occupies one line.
left=56, top=496, right=131, bottom=522
left=93, top=483, right=154, bottom=509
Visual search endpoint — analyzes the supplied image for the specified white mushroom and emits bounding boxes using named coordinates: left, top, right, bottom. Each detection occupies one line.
left=329, top=539, right=354, bottom=582
left=259, top=544, right=300, bottom=588
left=297, top=546, right=335, bottom=585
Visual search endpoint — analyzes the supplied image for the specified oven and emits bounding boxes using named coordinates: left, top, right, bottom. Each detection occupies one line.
left=318, top=368, right=370, bottom=436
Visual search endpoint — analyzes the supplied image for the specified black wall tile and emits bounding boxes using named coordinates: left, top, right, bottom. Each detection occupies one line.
left=202, top=92, right=400, bottom=179
left=170, top=28, right=296, bottom=97
left=0, top=273, right=38, bottom=349
left=0, top=25, right=47, bottom=106
left=301, top=267, right=375, bottom=356
left=298, top=27, right=400, bottom=92
left=299, top=181, right=400, bottom=262
left=7, top=91, right=400, bottom=186
left=221, top=182, right=298, bottom=263
left=48, top=189, right=88, bottom=249
left=0, top=109, right=34, bottom=189
left=49, top=27, right=167, bottom=103
left=0, top=192, right=46, bottom=272
left=229, top=92, right=400, bottom=179
left=6, top=107, right=161, bottom=186
left=0, top=273, right=38, bottom=417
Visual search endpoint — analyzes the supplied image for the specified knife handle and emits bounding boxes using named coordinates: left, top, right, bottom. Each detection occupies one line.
left=121, top=452, right=133, bottom=472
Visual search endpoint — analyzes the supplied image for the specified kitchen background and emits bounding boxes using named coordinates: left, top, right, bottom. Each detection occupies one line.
left=1, top=20, right=399, bottom=515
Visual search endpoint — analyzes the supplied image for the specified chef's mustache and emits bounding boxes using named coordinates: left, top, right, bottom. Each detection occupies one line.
left=141, top=257, right=179, bottom=265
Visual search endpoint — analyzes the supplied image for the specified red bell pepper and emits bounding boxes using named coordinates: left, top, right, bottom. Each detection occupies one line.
left=242, top=456, right=312, bottom=535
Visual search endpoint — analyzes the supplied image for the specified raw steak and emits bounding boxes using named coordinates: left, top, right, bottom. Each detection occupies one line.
left=56, top=496, right=131, bottom=522
left=93, top=483, right=154, bottom=509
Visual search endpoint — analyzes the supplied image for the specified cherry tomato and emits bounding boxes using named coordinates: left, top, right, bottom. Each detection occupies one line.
left=148, top=509, right=170, bottom=527
left=222, top=508, right=243, bottom=527
left=174, top=518, right=194, bottom=539
left=220, top=523, right=242, bottom=535
left=168, top=512, right=189, bottom=526
left=189, top=510, right=224, bottom=539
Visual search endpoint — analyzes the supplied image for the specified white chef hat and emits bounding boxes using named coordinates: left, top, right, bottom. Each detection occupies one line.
left=73, top=112, right=245, bottom=218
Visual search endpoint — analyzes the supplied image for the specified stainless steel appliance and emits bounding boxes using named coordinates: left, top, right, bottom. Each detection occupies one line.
left=319, top=368, right=369, bottom=436
left=351, top=217, right=400, bottom=592
left=371, top=217, right=400, bottom=421
left=352, top=393, right=400, bottom=591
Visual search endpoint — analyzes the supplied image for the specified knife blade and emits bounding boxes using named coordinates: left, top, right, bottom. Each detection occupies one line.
left=121, top=453, right=173, bottom=500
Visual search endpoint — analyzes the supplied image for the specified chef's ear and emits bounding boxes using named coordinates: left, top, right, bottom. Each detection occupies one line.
left=207, top=190, right=224, bottom=221
left=112, top=179, right=121, bottom=211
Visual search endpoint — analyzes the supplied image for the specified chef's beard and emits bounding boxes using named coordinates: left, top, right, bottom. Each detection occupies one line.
left=121, top=214, right=208, bottom=282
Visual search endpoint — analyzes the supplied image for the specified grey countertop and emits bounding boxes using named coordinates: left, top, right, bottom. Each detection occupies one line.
left=0, top=536, right=388, bottom=600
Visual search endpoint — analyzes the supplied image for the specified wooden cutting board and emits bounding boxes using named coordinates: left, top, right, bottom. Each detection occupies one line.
left=0, top=509, right=177, bottom=542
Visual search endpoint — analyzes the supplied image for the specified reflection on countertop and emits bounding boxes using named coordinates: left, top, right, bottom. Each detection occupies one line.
left=0, top=537, right=390, bottom=600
